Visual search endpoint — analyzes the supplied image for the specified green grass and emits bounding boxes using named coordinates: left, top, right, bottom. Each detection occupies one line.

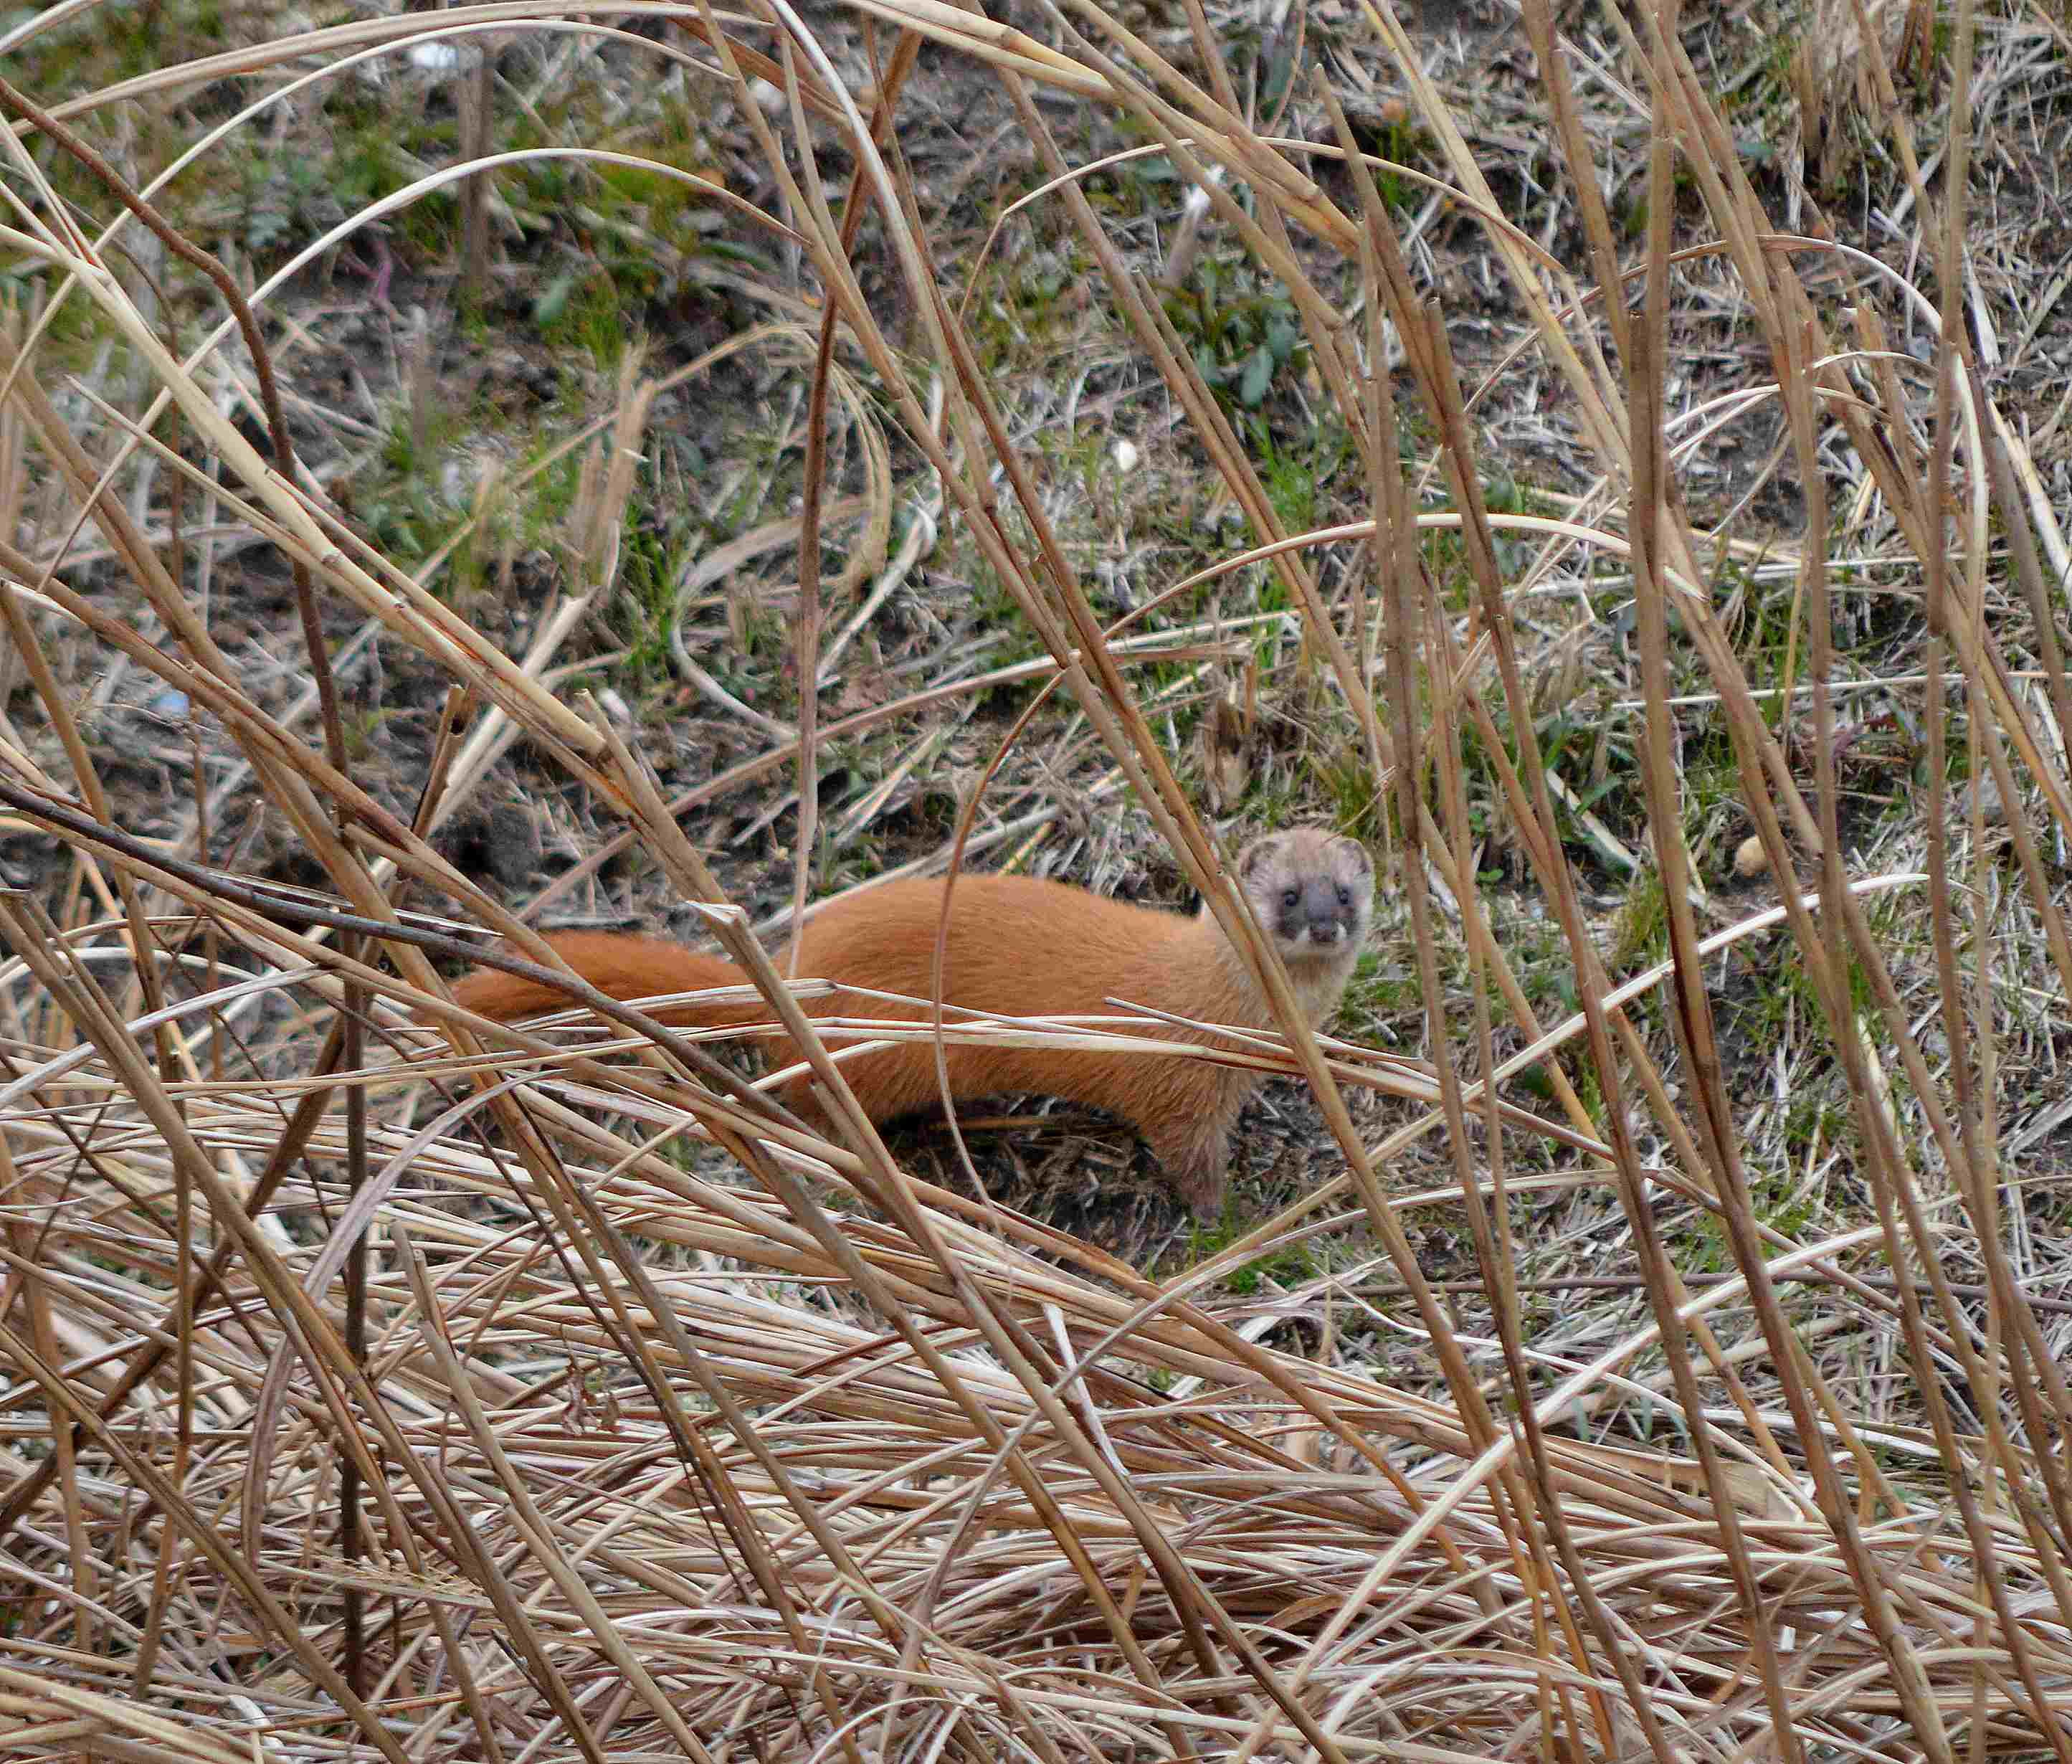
left=1224, top=1240, right=1326, bottom=1295
left=613, top=516, right=686, bottom=696
left=1341, top=947, right=1417, bottom=1020
left=1611, top=864, right=1671, bottom=972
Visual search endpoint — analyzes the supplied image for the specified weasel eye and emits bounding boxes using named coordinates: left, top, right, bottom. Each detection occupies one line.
left=1336, top=884, right=1352, bottom=906
left=1281, top=886, right=1301, bottom=909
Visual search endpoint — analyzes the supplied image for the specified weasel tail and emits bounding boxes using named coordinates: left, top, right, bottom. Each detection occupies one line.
left=448, top=830, right=1373, bottom=1219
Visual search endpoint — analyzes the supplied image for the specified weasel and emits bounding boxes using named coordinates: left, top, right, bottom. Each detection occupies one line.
left=447, top=829, right=1373, bottom=1218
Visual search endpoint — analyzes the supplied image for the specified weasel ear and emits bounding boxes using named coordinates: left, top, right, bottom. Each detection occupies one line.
left=1334, top=836, right=1374, bottom=877
left=1238, top=836, right=1278, bottom=880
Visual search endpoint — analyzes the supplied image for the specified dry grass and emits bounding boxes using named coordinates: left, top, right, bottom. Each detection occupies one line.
left=0, top=0, right=2069, bottom=1758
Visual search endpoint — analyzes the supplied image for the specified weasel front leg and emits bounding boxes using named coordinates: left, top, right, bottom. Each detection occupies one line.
left=1150, top=1106, right=1240, bottom=1223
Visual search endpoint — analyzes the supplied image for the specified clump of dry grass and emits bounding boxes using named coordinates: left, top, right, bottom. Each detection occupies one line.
left=0, top=0, right=2068, bottom=1759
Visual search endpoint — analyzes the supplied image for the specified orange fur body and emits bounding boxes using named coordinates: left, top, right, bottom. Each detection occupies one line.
left=450, top=831, right=1372, bottom=1216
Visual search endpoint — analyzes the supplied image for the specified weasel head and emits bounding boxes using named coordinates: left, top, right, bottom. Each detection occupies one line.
left=1235, top=828, right=1374, bottom=988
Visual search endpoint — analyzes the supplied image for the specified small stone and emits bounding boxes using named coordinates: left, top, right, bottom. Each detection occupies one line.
left=481, top=805, right=541, bottom=888
left=1734, top=834, right=1767, bottom=878
left=1959, top=772, right=2008, bottom=826
left=1110, top=438, right=1141, bottom=475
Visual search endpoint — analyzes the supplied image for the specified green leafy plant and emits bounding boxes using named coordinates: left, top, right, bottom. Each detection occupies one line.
left=1162, top=262, right=1306, bottom=410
